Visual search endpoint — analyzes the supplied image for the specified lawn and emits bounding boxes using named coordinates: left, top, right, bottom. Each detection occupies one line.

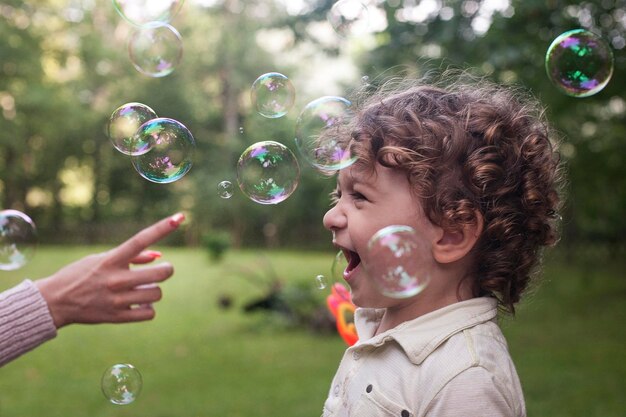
left=0, top=246, right=624, bottom=416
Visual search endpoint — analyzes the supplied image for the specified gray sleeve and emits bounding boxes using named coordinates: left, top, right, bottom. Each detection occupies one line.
left=0, top=280, right=57, bottom=367
left=424, top=366, right=524, bottom=417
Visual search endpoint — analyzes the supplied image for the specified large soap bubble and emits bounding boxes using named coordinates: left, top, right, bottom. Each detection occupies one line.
left=128, top=22, right=183, bottom=78
left=113, top=0, right=184, bottom=27
left=107, top=102, right=157, bottom=155
left=0, top=210, right=37, bottom=271
left=327, top=0, right=370, bottom=37
left=295, top=96, right=356, bottom=172
left=545, top=29, right=614, bottom=97
left=251, top=72, right=296, bottom=119
left=236, top=141, right=300, bottom=205
left=101, top=363, right=142, bottom=405
left=363, top=225, right=432, bottom=299
left=131, top=118, right=195, bottom=183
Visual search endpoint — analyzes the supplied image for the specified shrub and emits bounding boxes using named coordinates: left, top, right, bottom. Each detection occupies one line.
left=202, top=231, right=231, bottom=262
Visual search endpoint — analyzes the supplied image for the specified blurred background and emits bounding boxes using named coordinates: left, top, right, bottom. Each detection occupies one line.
left=1, top=0, right=625, bottom=416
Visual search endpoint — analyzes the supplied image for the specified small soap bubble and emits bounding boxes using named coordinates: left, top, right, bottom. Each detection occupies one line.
left=330, top=251, right=352, bottom=302
left=0, top=210, right=37, bottom=271
left=217, top=180, right=234, bottom=199
left=251, top=72, right=296, bottom=119
left=131, top=118, right=195, bottom=184
left=545, top=29, right=614, bottom=97
left=315, top=274, right=327, bottom=290
left=107, top=102, right=157, bottom=155
left=361, top=75, right=369, bottom=84
left=363, top=225, right=432, bottom=299
left=295, top=96, right=356, bottom=172
left=236, top=141, right=300, bottom=205
left=112, top=0, right=184, bottom=27
left=128, top=22, right=183, bottom=78
left=327, top=0, right=370, bottom=37
left=101, top=363, right=142, bottom=405
left=239, top=127, right=244, bottom=134
left=331, top=250, right=348, bottom=283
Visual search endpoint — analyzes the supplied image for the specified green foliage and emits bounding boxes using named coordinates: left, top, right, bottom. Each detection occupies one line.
left=1, top=0, right=625, bottom=248
left=201, top=230, right=231, bottom=262
left=0, top=246, right=624, bottom=416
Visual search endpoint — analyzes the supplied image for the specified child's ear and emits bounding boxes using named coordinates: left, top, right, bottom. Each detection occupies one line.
left=432, top=211, right=484, bottom=264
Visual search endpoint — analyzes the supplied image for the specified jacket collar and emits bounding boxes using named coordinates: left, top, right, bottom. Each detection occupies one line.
left=353, top=297, right=498, bottom=365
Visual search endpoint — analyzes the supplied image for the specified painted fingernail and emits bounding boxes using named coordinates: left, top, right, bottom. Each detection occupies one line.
left=145, top=250, right=162, bottom=259
left=169, top=212, right=185, bottom=228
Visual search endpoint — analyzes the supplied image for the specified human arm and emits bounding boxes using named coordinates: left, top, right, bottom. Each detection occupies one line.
left=0, top=213, right=184, bottom=367
left=0, top=279, right=57, bottom=367
left=425, top=366, right=525, bottom=417
left=34, top=212, right=184, bottom=328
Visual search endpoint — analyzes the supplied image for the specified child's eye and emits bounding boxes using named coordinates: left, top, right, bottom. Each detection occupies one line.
left=350, top=192, right=367, bottom=201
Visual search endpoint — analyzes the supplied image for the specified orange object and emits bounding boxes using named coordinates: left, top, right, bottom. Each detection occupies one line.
left=326, top=283, right=358, bottom=346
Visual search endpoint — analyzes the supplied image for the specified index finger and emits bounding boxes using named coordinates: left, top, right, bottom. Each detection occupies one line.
left=109, top=213, right=185, bottom=263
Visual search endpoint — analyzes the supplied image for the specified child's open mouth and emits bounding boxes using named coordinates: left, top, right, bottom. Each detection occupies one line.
left=343, top=249, right=361, bottom=281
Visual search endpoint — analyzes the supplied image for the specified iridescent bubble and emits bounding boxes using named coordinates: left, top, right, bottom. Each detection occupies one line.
left=315, top=274, right=327, bottom=290
left=101, top=363, right=142, bottom=405
left=131, top=118, right=195, bottom=184
left=236, top=141, right=300, bottom=205
left=107, top=102, right=157, bottom=155
left=239, top=127, right=244, bottom=134
left=545, top=29, right=614, bottom=97
left=331, top=250, right=348, bottom=283
left=327, top=0, right=370, bottom=37
left=0, top=210, right=37, bottom=271
left=363, top=225, right=432, bottom=299
left=330, top=251, right=352, bottom=302
left=295, top=96, right=356, bottom=172
left=217, top=180, right=234, bottom=199
left=251, top=72, right=296, bottom=119
left=128, top=22, right=183, bottom=78
left=113, top=0, right=184, bottom=27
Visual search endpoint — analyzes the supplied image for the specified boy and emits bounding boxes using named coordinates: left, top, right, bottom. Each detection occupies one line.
left=322, top=76, right=563, bottom=416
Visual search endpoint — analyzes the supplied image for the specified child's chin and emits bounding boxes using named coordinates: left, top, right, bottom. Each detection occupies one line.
left=351, top=293, right=384, bottom=309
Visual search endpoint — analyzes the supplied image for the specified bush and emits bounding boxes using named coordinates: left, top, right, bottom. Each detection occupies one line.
left=202, top=231, right=231, bottom=262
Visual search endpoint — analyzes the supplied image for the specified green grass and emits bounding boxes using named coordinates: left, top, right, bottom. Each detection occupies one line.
left=0, top=247, right=624, bottom=416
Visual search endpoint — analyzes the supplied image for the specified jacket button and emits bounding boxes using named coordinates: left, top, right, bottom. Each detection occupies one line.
left=366, top=384, right=373, bottom=393
left=401, top=410, right=410, bottom=417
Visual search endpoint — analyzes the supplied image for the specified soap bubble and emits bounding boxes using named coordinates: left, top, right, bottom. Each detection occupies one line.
left=327, top=0, right=369, bottom=37
left=331, top=250, right=348, bottom=283
left=295, top=96, right=356, bottom=172
left=107, top=102, right=157, bottom=155
left=0, top=210, right=37, bottom=271
left=545, top=29, right=614, bottom=97
left=217, top=180, right=234, bottom=199
left=128, top=22, right=183, bottom=78
left=112, top=0, right=184, bottom=27
left=363, top=225, right=431, bottom=299
left=131, top=118, right=195, bottom=183
left=330, top=251, right=352, bottom=302
left=236, top=141, right=300, bottom=205
left=315, top=274, right=328, bottom=290
left=101, top=363, right=142, bottom=405
left=251, top=72, right=296, bottom=119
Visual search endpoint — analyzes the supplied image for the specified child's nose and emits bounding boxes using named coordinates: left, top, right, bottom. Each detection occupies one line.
left=323, top=204, right=347, bottom=231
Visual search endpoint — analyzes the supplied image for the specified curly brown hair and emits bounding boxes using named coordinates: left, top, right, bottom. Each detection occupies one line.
left=344, top=74, right=565, bottom=314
